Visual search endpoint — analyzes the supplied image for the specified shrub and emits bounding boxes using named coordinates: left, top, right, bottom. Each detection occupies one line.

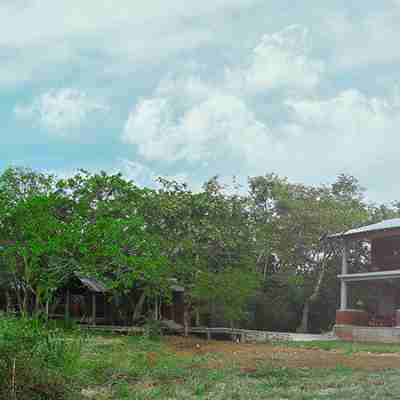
left=142, top=319, right=164, bottom=340
left=0, top=314, right=82, bottom=400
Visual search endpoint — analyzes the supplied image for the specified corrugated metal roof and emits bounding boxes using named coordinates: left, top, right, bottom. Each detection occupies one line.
left=331, top=218, right=400, bottom=239
left=78, top=277, right=108, bottom=293
left=72, top=275, right=183, bottom=293
left=171, top=284, right=185, bottom=292
left=169, top=278, right=184, bottom=292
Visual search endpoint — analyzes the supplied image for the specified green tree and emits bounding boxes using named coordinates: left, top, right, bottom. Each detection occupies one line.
left=0, top=168, right=171, bottom=320
left=151, top=177, right=260, bottom=330
left=0, top=168, right=69, bottom=313
left=55, top=171, right=172, bottom=322
left=249, top=174, right=368, bottom=332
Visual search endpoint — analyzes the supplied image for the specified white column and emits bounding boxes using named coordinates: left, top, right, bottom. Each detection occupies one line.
left=340, top=280, right=347, bottom=310
left=340, top=240, right=348, bottom=310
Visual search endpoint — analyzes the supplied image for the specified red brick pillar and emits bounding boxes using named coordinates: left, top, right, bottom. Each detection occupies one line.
left=336, top=309, right=368, bottom=326
left=395, top=310, right=400, bottom=327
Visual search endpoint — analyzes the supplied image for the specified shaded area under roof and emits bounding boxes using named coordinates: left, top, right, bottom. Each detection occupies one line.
left=330, top=218, right=400, bottom=240
left=74, top=276, right=184, bottom=293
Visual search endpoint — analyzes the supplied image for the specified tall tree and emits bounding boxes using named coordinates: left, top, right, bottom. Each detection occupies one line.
left=150, top=177, right=260, bottom=329
left=249, top=174, right=368, bottom=332
left=0, top=168, right=71, bottom=312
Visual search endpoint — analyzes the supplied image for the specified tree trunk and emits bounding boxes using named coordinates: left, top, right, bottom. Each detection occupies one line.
left=35, top=293, right=40, bottom=314
left=5, top=290, right=11, bottom=312
left=210, top=300, right=217, bottom=328
left=15, top=287, right=25, bottom=315
left=154, top=296, right=159, bottom=321
left=183, top=305, right=191, bottom=337
left=297, top=256, right=330, bottom=333
left=298, top=301, right=310, bottom=333
left=22, top=292, right=28, bottom=315
left=50, top=296, right=62, bottom=315
left=132, top=292, right=146, bottom=323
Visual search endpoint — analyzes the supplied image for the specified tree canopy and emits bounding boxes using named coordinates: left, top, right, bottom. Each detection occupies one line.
left=0, top=166, right=396, bottom=331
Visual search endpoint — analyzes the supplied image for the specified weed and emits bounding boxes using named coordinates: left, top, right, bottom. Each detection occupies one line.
left=0, top=315, right=82, bottom=399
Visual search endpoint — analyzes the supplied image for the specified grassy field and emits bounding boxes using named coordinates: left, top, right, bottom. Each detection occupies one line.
left=73, top=333, right=400, bottom=400
left=283, top=339, right=400, bottom=354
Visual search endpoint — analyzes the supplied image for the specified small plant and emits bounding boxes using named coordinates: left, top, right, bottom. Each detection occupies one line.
left=142, top=319, right=164, bottom=340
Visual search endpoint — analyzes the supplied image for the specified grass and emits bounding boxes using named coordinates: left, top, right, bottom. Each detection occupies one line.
left=0, top=315, right=83, bottom=400
left=74, top=334, right=400, bottom=400
left=282, top=340, right=400, bottom=354
left=4, top=317, right=400, bottom=399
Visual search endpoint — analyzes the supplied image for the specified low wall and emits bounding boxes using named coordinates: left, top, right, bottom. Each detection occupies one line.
left=334, top=324, right=400, bottom=343
left=189, top=327, right=291, bottom=342
left=247, top=331, right=291, bottom=342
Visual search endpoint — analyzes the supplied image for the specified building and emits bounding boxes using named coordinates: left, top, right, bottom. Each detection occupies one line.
left=0, top=273, right=185, bottom=328
left=332, top=218, right=400, bottom=342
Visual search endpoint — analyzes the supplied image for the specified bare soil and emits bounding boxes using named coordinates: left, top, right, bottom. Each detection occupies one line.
left=166, top=336, right=400, bottom=371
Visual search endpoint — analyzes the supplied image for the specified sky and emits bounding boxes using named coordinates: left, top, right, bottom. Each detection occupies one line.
left=1, top=0, right=400, bottom=202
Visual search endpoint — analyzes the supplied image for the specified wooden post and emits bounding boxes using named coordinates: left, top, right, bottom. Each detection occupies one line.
left=5, top=290, right=11, bottom=313
left=35, top=294, right=40, bottom=314
left=340, top=240, right=348, bottom=310
left=154, top=296, right=159, bottom=321
left=92, top=293, right=96, bottom=325
left=65, top=289, right=70, bottom=320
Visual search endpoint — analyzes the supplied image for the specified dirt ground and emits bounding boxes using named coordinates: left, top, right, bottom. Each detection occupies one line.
left=166, top=336, right=400, bottom=371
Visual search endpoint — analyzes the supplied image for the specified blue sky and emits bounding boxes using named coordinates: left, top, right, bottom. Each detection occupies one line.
left=2, top=0, right=400, bottom=202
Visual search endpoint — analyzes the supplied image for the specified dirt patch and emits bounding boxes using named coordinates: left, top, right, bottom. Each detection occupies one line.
left=166, top=336, right=400, bottom=371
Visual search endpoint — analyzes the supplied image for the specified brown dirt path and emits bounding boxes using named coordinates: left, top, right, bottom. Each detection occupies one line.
left=166, top=336, right=400, bottom=371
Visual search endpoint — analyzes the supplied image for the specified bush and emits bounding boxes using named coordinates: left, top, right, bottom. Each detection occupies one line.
left=142, top=318, right=163, bottom=340
left=0, top=314, right=82, bottom=400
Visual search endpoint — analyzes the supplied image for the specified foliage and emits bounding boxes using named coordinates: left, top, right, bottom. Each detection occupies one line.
left=248, top=173, right=369, bottom=332
left=193, top=268, right=261, bottom=326
left=0, top=168, right=171, bottom=318
left=149, top=176, right=258, bottom=326
left=55, top=170, right=172, bottom=299
left=1, top=166, right=399, bottom=332
left=0, top=314, right=82, bottom=400
left=0, top=168, right=258, bottom=325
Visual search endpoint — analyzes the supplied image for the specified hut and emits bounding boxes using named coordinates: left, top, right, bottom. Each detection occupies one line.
left=0, top=272, right=185, bottom=328
left=332, top=218, right=400, bottom=342
left=51, top=274, right=185, bottom=327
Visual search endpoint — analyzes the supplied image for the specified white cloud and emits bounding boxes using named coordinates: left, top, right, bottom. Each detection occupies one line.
left=121, top=21, right=400, bottom=196
left=122, top=26, right=323, bottom=173
left=323, top=7, right=400, bottom=70
left=0, top=0, right=261, bottom=86
left=6, top=2, right=400, bottom=202
left=119, top=159, right=158, bottom=186
left=225, top=25, right=324, bottom=94
left=14, top=88, right=108, bottom=133
left=2, top=0, right=400, bottom=89
left=119, top=158, right=193, bottom=189
left=123, top=88, right=273, bottom=170
left=283, top=89, right=400, bottom=174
